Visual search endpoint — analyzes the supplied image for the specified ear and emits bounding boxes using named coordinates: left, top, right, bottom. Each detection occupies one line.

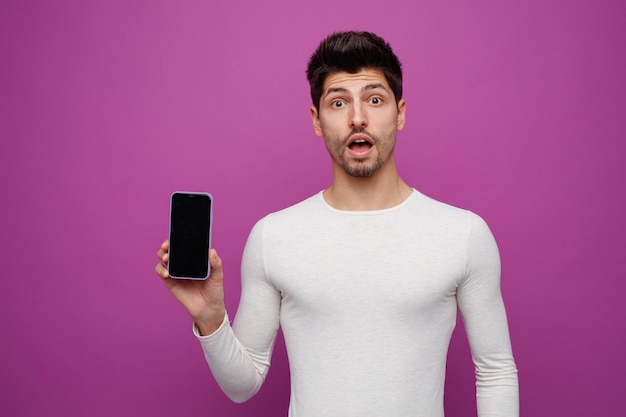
left=310, top=105, right=323, bottom=137
left=396, top=99, right=406, bottom=131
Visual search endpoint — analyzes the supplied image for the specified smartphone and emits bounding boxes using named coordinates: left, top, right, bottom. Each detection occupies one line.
left=168, top=192, right=213, bottom=280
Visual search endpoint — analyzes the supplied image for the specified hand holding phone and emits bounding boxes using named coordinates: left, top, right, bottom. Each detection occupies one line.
left=156, top=240, right=226, bottom=335
left=168, top=192, right=213, bottom=280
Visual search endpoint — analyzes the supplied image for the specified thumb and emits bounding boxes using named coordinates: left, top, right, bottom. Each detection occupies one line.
left=208, top=249, right=224, bottom=283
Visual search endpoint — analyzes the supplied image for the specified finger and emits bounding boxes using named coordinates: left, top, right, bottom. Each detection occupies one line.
left=209, top=249, right=224, bottom=283
left=157, top=239, right=170, bottom=262
left=156, top=249, right=169, bottom=263
left=158, top=251, right=169, bottom=263
left=155, top=263, right=170, bottom=280
left=209, top=248, right=222, bottom=270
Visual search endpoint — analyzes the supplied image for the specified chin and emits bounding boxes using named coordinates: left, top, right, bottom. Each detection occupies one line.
left=343, top=163, right=381, bottom=178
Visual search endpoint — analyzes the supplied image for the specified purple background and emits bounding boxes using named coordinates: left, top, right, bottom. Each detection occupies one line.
left=1, top=0, right=624, bottom=416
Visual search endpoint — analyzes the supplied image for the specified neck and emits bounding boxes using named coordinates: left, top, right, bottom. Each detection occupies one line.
left=323, top=157, right=413, bottom=211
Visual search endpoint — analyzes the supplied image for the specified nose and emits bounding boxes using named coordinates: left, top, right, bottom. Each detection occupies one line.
left=350, top=102, right=368, bottom=128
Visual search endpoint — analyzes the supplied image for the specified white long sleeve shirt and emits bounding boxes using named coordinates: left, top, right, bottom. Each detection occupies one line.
left=195, top=190, right=519, bottom=416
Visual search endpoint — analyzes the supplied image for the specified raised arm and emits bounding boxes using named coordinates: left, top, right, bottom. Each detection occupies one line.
left=154, top=218, right=282, bottom=403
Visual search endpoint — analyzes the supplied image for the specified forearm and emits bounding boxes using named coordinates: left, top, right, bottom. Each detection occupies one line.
left=465, top=299, right=519, bottom=417
left=195, top=218, right=280, bottom=403
left=194, top=312, right=269, bottom=403
left=474, top=351, right=519, bottom=416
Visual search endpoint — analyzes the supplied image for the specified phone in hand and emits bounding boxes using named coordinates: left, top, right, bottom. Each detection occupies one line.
left=168, top=192, right=213, bottom=280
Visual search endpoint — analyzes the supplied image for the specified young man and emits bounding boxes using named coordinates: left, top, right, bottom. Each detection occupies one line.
left=156, top=31, right=519, bottom=416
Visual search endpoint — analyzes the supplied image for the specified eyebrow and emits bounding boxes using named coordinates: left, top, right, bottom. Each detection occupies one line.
left=324, top=83, right=389, bottom=98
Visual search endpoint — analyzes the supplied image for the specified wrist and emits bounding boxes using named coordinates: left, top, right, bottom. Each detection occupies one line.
left=194, top=310, right=226, bottom=336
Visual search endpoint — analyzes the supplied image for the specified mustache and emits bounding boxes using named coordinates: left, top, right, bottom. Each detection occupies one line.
left=346, top=127, right=376, bottom=142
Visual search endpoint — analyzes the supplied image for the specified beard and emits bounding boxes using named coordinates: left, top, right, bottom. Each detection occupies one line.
left=342, top=154, right=384, bottom=177
left=326, top=127, right=392, bottom=178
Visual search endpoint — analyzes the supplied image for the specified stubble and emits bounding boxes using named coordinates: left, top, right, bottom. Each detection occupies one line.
left=326, top=127, right=393, bottom=178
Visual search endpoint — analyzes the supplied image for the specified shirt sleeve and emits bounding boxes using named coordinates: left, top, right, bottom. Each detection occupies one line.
left=194, top=218, right=282, bottom=403
left=457, top=213, right=519, bottom=417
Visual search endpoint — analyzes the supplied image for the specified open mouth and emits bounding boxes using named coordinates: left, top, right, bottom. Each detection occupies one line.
left=349, top=138, right=372, bottom=151
left=347, top=135, right=374, bottom=153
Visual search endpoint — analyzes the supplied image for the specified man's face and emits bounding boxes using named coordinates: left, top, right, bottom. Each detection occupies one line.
left=310, top=69, right=406, bottom=178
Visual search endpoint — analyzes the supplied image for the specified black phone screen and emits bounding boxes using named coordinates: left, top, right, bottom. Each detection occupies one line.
left=168, top=192, right=212, bottom=279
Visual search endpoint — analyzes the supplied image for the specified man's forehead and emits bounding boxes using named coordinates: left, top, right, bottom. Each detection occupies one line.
left=323, top=69, right=390, bottom=94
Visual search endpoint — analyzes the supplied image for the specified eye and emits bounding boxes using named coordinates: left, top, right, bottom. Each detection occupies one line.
left=369, top=96, right=383, bottom=105
left=331, top=100, right=345, bottom=108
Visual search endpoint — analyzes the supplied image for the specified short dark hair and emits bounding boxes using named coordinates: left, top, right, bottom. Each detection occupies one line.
left=306, top=31, right=403, bottom=111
